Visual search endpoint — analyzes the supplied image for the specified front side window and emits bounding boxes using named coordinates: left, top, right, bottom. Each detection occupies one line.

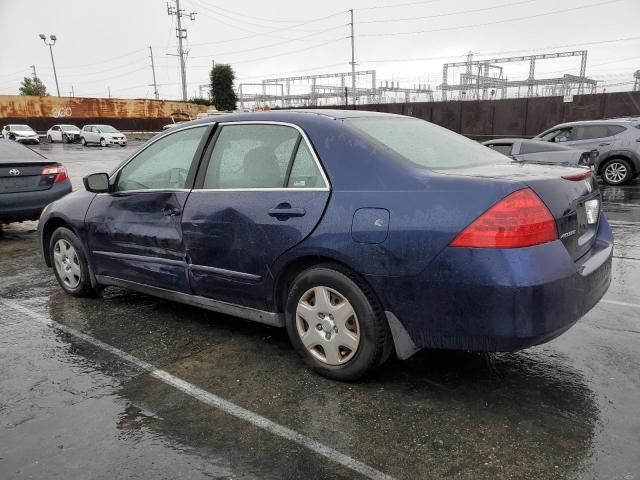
left=203, top=124, right=325, bottom=189
left=116, top=126, right=206, bottom=191
left=539, top=127, right=573, bottom=143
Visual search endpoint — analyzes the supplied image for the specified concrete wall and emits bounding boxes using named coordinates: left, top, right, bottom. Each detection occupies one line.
left=0, top=95, right=208, bottom=131
left=303, top=91, right=640, bottom=138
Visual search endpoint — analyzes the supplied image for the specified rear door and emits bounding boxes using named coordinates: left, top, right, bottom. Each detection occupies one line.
left=85, top=125, right=211, bottom=292
left=182, top=122, right=330, bottom=310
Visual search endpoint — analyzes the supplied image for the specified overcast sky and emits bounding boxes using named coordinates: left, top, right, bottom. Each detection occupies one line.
left=0, top=0, right=638, bottom=100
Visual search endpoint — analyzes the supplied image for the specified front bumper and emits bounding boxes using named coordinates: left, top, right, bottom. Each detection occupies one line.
left=15, top=136, right=40, bottom=144
left=105, top=137, right=127, bottom=146
left=371, top=215, right=613, bottom=353
left=0, top=180, right=72, bottom=222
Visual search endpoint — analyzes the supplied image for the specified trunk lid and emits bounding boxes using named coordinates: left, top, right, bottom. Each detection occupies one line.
left=0, top=141, right=58, bottom=194
left=434, top=162, right=600, bottom=261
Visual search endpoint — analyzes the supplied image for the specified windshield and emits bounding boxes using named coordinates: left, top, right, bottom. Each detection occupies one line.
left=346, top=117, right=507, bottom=169
left=97, top=125, right=119, bottom=133
left=60, top=125, right=79, bottom=131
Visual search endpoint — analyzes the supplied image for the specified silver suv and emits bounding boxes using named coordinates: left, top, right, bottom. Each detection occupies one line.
left=534, top=119, right=640, bottom=185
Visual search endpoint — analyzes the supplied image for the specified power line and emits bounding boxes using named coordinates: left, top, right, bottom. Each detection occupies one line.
left=359, top=0, right=625, bottom=37
left=232, top=37, right=346, bottom=65
left=359, top=0, right=536, bottom=24
left=186, top=11, right=345, bottom=47
left=359, top=35, right=640, bottom=64
left=356, top=0, right=443, bottom=11
left=189, top=24, right=345, bottom=59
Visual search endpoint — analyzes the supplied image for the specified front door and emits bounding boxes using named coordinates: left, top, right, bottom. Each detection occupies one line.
left=182, top=122, right=330, bottom=310
left=86, top=125, right=210, bottom=292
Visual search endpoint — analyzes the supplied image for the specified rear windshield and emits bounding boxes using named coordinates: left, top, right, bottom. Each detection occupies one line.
left=346, top=117, right=506, bottom=169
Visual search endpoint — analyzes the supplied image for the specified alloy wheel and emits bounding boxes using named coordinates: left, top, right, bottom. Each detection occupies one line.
left=604, top=161, right=628, bottom=184
left=295, top=286, right=360, bottom=365
left=53, top=239, right=82, bottom=289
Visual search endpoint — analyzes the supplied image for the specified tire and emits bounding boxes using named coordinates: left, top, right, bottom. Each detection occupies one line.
left=285, top=264, right=390, bottom=381
left=80, top=137, right=86, bottom=146
left=50, top=227, right=98, bottom=297
left=47, top=135, right=53, bottom=143
left=99, top=138, right=107, bottom=147
left=601, top=158, right=633, bottom=185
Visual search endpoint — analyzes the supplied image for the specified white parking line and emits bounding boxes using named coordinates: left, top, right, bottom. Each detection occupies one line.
left=601, top=299, right=640, bottom=309
left=0, top=298, right=394, bottom=480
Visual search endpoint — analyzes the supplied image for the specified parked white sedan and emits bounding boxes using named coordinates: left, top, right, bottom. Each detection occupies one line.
left=80, top=125, right=127, bottom=147
left=1, top=124, right=40, bottom=144
left=47, top=124, right=81, bottom=143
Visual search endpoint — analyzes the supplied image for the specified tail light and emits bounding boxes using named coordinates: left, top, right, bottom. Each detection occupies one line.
left=561, top=171, right=592, bottom=181
left=450, top=188, right=557, bottom=248
left=41, top=164, right=68, bottom=184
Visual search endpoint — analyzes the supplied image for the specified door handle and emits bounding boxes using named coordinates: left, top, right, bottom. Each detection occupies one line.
left=598, top=143, right=611, bottom=146
left=268, top=203, right=306, bottom=219
left=162, top=206, right=181, bottom=217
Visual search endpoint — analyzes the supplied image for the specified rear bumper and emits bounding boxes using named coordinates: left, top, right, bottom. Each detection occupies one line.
left=371, top=215, right=613, bottom=353
left=0, top=181, right=72, bottom=222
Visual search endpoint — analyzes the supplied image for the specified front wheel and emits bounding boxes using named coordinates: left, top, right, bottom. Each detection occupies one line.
left=285, top=265, right=390, bottom=381
left=601, top=158, right=633, bottom=185
left=50, top=227, right=98, bottom=297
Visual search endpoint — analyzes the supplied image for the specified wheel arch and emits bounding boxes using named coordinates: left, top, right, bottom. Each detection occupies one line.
left=597, top=152, right=638, bottom=176
left=43, top=217, right=98, bottom=288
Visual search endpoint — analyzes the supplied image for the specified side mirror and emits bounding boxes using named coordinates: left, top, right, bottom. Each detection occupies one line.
left=83, top=172, right=110, bottom=193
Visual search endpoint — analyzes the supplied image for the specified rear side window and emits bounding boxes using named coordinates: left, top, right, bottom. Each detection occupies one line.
left=203, top=124, right=326, bottom=189
left=347, top=117, right=506, bottom=168
left=607, top=125, right=626, bottom=136
left=573, top=125, right=610, bottom=140
left=486, top=144, right=513, bottom=156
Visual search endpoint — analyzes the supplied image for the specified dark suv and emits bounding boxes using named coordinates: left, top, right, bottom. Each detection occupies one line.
left=534, top=119, right=640, bottom=185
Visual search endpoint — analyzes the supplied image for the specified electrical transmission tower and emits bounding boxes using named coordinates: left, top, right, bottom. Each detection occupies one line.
left=634, top=70, right=640, bottom=92
left=167, top=0, right=196, bottom=101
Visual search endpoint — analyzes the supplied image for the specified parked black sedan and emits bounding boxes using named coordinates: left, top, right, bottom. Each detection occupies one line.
left=0, top=140, right=71, bottom=224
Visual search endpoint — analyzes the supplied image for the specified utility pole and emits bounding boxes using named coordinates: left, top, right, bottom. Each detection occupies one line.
left=348, top=9, right=356, bottom=106
left=30, top=65, right=37, bottom=80
left=167, top=0, right=196, bottom=101
left=149, top=46, right=159, bottom=100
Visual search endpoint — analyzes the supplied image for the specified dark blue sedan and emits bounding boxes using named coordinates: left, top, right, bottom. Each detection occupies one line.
left=39, top=110, right=613, bottom=381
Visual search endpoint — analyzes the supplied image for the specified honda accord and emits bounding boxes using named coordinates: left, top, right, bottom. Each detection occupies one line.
left=38, top=111, right=613, bottom=380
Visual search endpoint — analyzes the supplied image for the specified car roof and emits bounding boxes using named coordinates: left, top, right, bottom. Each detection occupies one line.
left=0, top=139, right=47, bottom=162
left=176, top=109, right=402, bottom=128
left=549, top=119, right=634, bottom=128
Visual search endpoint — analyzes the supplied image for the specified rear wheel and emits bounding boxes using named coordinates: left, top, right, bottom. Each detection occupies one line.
left=285, top=265, right=390, bottom=381
left=80, top=137, right=86, bottom=146
left=99, top=138, right=107, bottom=147
left=47, top=135, right=53, bottom=143
left=601, top=158, right=632, bottom=185
left=50, top=227, right=97, bottom=297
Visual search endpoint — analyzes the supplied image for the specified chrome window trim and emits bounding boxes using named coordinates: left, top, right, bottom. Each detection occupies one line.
left=198, top=120, right=330, bottom=192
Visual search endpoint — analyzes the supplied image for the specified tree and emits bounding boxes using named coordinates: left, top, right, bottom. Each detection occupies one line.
left=209, top=64, right=237, bottom=111
left=19, top=77, right=48, bottom=96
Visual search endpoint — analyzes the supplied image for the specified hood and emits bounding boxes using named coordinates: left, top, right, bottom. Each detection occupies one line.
left=14, top=129, right=37, bottom=136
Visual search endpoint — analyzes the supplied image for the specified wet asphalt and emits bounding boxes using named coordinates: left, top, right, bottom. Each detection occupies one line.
left=1, top=142, right=639, bottom=480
